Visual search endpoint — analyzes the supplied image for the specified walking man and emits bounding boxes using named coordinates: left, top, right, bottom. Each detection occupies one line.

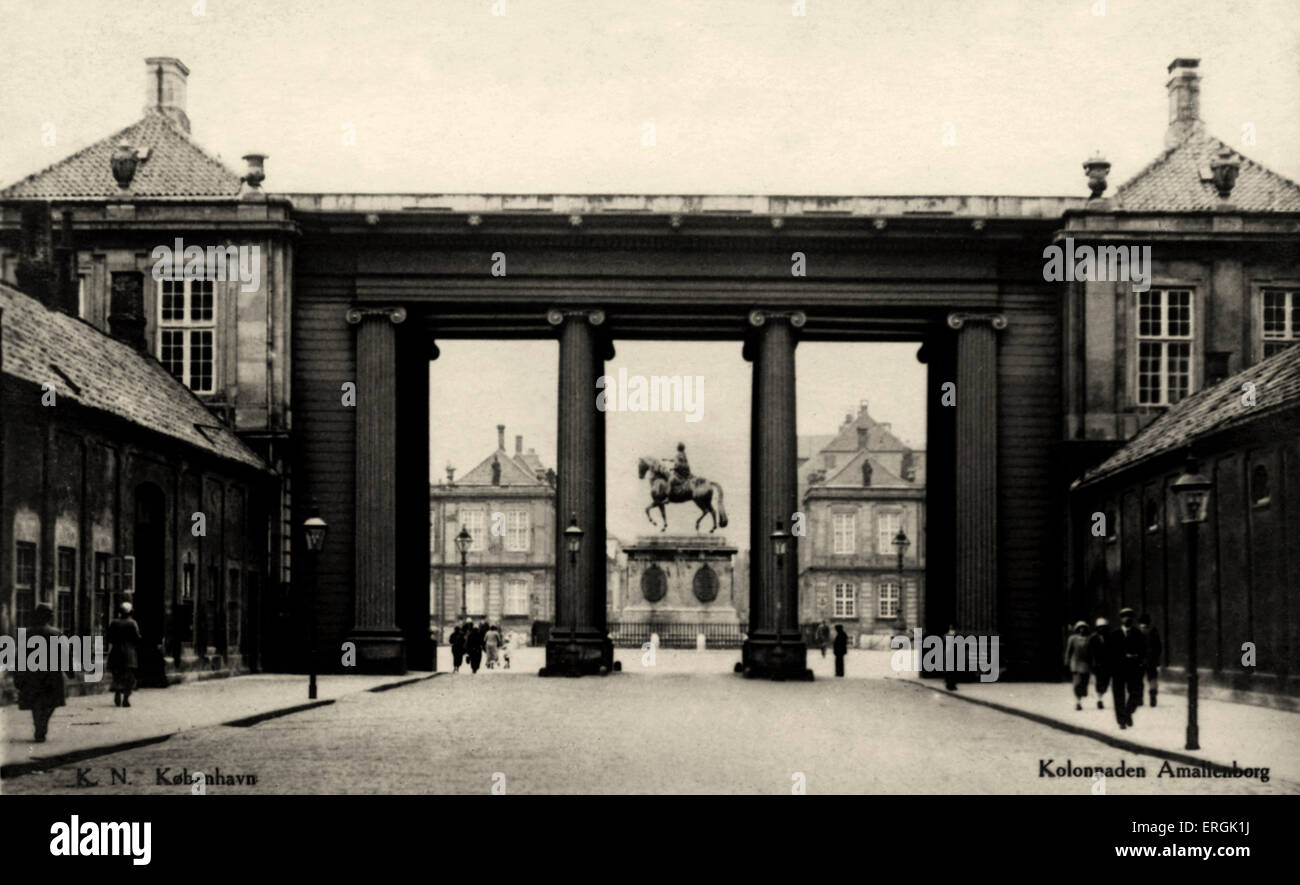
left=1064, top=621, right=1091, bottom=711
left=1087, top=617, right=1110, bottom=709
left=107, top=602, right=142, bottom=707
left=449, top=625, right=465, bottom=673
left=832, top=624, right=848, bottom=677
left=1108, top=607, right=1147, bottom=729
left=14, top=604, right=65, bottom=742
left=815, top=619, right=831, bottom=658
left=1138, top=612, right=1162, bottom=708
left=465, top=621, right=485, bottom=674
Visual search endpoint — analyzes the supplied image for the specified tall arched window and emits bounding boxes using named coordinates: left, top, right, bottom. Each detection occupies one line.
left=1251, top=464, right=1271, bottom=507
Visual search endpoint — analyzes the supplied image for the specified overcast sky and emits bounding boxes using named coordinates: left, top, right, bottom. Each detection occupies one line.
left=1, top=0, right=1297, bottom=193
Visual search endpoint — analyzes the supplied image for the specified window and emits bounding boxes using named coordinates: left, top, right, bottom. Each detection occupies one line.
left=1251, top=465, right=1271, bottom=507
left=1262, top=289, right=1299, bottom=357
left=57, top=546, right=76, bottom=632
left=15, top=542, right=37, bottom=630
left=94, top=553, right=112, bottom=633
left=77, top=275, right=87, bottom=319
left=505, top=510, right=530, bottom=552
left=877, top=511, right=901, bottom=555
left=832, top=513, right=855, bottom=555
left=459, top=509, right=487, bottom=552
left=1106, top=508, right=1118, bottom=542
left=465, top=577, right=486, bottom=616
left=1145, top=499, right=1160, bottom=533
left=878, top=580, right=901, bottom=619
left=119, top=555, right=135, bottom=594
left=1137, top=288, right=1193, bottom=405
left=504, top=578, right=530, bottom=616
left=157, top=278, right=216, bottom=393
left=182, top=559, right=195, bottom=601
left=833, top=583, right=856, bottom=618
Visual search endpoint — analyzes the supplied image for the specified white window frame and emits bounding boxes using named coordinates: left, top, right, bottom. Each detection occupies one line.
left=157, top=277, right=217, bottom=394
left=876, top=511, right=901, bottom=555
left=459, top=509, right=488, bottom=552
left=503, top=577, right=530, bottom=616
left=1135, top=288, right=1194, bottom=406
left=505, top=510, right=530, bottom=553
left=832, top=512, right=855, bottom=555
left=878, top=580, right=901, bottom=619
left=465, top=576, right=486, bottom=616
left=1261, top=287, right=1300, bottom=358
left=833, top=582, right=856, bottom=618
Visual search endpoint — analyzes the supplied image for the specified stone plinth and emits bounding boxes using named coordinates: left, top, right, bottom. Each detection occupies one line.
left=620, top=535, right=740, bottom=624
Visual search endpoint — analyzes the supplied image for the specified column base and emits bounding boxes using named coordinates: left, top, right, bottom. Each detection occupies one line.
left=346, top=630, right=407, bottom=675
left=539, top=632, right=617, bottom=677
left=737, top=635, right=813, bottom=681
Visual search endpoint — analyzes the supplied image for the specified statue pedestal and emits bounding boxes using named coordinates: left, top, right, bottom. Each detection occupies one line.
left=620, top=535, right=740, bottom=627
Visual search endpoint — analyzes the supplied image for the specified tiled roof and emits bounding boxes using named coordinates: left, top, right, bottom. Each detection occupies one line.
left=458, top=447, right=549, bottom=487
left=0, top=282, right=266, bottom=470
left=0, top=111, right=243, bottom=200
left=1114, top=132, right=1300, bottom=212
left=1078, top=344, right=1300, bottom=486
left=817, top=451, right=913, bottom=490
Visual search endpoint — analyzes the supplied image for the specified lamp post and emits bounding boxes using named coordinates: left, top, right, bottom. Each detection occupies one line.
left=564, top=515, right=584, bottom=676
left=1172, top=458, right=1211, bottom=751
left=892, top=527, right=911, bottom=628
left=771, top=520, right=789, bottom=663
left=455, top=527, right=472, bottom=627
left=302, top=505, right=328, bottom=700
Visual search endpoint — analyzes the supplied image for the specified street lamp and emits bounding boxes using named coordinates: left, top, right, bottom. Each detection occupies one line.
left=892, top=526, right=911, bottom=629
left=565, top=514, right=584, bottom=676
left=1172, top=457, right=1211, bottom=751
left=302, top=505, right=328, bottom=700
left=455, top=527, right=472, bottom=625
left=771, top=520, right=789, bottom=662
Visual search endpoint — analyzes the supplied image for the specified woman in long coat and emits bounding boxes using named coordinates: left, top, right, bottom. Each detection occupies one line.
left=465, top=623, right=485, bottom=674
left=484, top=625, right=501, bottom=668
left=107, top=602, right=142, bottom=707
left=449, top=625, right=466, bottom=673
left=14, top=603, right=66, bottom=742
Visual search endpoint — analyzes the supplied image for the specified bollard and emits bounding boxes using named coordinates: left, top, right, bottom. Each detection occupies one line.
left=696, top=633, right=706, bottom=652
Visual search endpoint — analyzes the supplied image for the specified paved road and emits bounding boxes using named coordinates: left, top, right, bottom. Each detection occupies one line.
left=3, top=655, right=1286, bottom=794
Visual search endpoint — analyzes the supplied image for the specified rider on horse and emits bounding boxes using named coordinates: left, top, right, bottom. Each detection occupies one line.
left=672, top=442, right=691, bottom=496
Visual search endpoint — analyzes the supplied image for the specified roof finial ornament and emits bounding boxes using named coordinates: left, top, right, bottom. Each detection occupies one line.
left=110, top=141, right=138, bottom=189
left=1083, top=150, right=1110, bottom=200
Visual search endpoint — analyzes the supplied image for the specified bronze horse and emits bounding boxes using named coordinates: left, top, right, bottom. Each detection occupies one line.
left=637, top=457, right=729, bottom=533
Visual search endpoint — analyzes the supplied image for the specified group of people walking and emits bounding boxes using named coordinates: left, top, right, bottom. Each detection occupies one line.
left=448, top=621, right=509, bottom=674
left=1064, top=606, right=1162, bottom=729
left=14, top=601, right=142, bottom=742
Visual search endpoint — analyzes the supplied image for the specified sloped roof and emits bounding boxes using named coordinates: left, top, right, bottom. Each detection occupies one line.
left=1078, top=344, right=1300, bottom=486
left=0, top=282, right=266, bottom=470
left=0, top=110, right=243, bottom=200
left=817, top=451, right=913, bottom=490
left=459, top=447, right=549, bottom=487
left=1114, top=131, right=1300, bottom=213
left=797, top=434, right=834, bottom=461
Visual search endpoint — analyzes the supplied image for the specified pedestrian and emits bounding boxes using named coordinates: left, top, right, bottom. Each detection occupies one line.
left=1087, top=616, right=1110, bottom=709
left=1064, top=620, right=1091, bottom=711
left=1138, top=612, right=1162, bottom=707
left=449, top=625, right=465, bottom=673
left=465, top=622, right=484, bottom=674
left=1107, top=607, right=1147, bottom=729
left=13, top=604, right=66, bottom=742
left=944, top=624, right=959, bottom=690
left=485, top=623, right=501, bottom=669
left=106, top=602, right=142, bottom=707
left=832, top=624, right=848, bottom=676
left=815, top=619, right=831, bottom=659
left=501, top=631, right=512, bottom=670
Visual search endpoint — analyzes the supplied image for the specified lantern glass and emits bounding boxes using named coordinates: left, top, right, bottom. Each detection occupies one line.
left=303, top=517, right=327, bottom=552
left=1172, top=465, right=1212, bottom=525
left=455, top=528, right=472, bottom=556
left=770, top=527, right=788, bottom=558
left=565, top=517, right=584, bottom=555
left=1180, top=489, right=1208, bottom=524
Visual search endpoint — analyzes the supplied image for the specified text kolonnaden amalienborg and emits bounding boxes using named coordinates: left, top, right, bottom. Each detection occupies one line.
left=1038, top=759, right=1270, bottom=782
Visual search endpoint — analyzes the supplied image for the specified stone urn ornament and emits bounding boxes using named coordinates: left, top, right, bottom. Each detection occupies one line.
left=1210, top=147, right=1241, bottom=199
left=1083, top=150, right=1111, bottom=199
left=110, top=141, right=138, bottom=188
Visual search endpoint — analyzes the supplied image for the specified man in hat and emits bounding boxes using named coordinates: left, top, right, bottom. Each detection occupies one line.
left=1138, top=612, right=1162, bottom=708
left=670, top=442, right=691, bottom=498
left=13, top=603, right=66, bottom=742
left=1064, top=621, right=1092, bottom=710
left=1107, top=607, right=1147, bottom=728
left=1087, top=617, right=1110, bottom=709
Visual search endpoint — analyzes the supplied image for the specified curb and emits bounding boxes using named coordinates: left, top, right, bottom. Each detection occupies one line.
left=904, top=678, right=1291, bottom=780
left=1, top=674, right=438, bottom=779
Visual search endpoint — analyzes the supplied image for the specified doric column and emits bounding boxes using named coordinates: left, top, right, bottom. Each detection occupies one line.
left=346, top=305, right=407, bottom=673
left=542, top=307, right=615, bottom=676
left=740, top=308, right=811, bottom=680
left=947, top=311, right=1006, bottom=637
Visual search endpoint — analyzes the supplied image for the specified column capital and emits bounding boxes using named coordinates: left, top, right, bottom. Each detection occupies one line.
left=346, top=306, right=406, bottom=325
left=547, top=307, right=605, bottom=327
left=748, top=308, right=806, bottom=329
left=947, top=311, right=1007, bottom=331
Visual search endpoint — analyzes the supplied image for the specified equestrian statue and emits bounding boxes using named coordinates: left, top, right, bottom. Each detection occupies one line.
left=637, top=443, right=728, bottom=533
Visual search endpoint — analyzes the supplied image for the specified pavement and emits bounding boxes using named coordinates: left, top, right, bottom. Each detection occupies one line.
left=2, top=647, right=1295, bottom=793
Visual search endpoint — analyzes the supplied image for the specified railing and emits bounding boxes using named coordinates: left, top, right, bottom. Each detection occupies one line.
left=607, top=620, right=748, bottom=649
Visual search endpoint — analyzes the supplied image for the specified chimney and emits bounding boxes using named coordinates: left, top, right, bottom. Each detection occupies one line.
left=1165, top=58, right=1204, bottom=149
left=497, top=424, right=506, bottom=451
left=515, top=434, right=523, bottom=454
left=109, top=271, right=147, bottom=352
left=144, top=57, right=191, bottom=133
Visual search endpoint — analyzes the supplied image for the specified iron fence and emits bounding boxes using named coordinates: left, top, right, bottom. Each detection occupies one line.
left=607, top=620, right=748, bottom=649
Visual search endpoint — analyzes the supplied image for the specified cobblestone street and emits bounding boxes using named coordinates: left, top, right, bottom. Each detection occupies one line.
left=3, top=651, right=1291, bottom=795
